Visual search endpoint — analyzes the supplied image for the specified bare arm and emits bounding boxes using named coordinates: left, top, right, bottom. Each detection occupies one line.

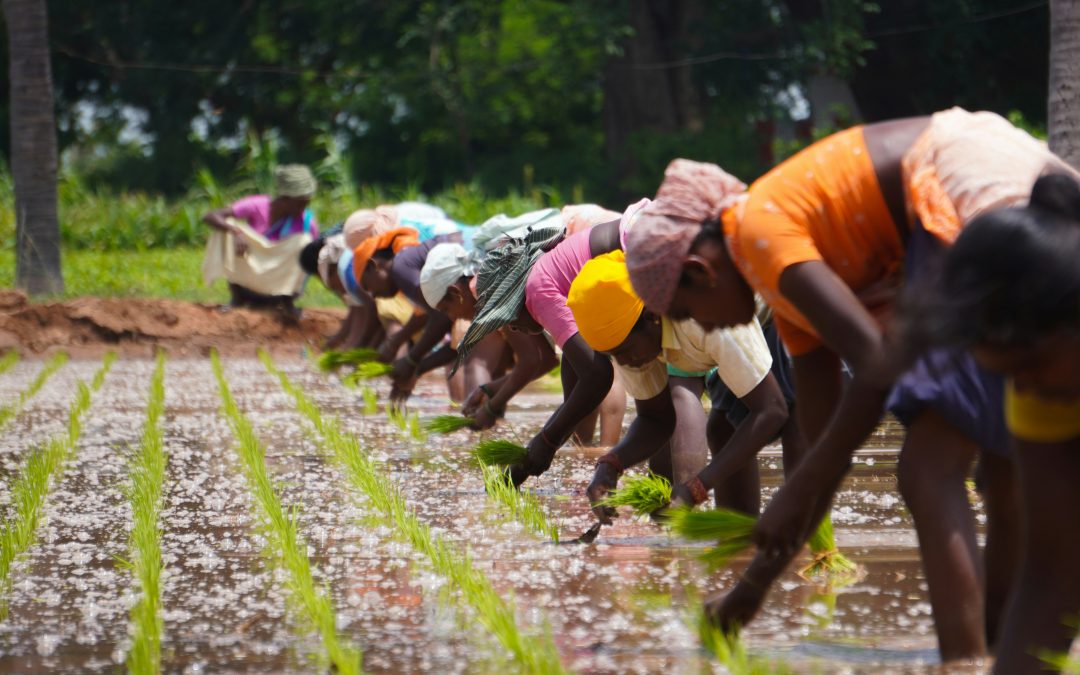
left=203, top=207, right=236, bottom=231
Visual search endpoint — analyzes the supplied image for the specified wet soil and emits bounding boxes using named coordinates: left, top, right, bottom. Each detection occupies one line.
left=0, top=356, right=1019, bottom=673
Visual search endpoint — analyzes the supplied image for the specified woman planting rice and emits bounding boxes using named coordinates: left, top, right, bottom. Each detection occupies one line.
left=625, top=108, right=1079, bottom=661
left=565, top=250, right=788, bottom=520
left=908, top=173, right=1080, bottom=674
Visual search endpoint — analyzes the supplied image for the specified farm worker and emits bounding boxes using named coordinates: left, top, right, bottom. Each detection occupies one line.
left=567, top=250, right=790, bottom=521
left=455, top=201, right=647, bottom=487
left=202, top=164, right=319, bottom=318
left=907, top=173, right=1080, bottom=674
left=625, top=108, right=1080, bottom=663
left=420, top=239, right=557, bottom=430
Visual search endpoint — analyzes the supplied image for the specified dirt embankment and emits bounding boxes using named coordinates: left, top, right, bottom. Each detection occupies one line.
left=0, top=290, right=344, bottom=358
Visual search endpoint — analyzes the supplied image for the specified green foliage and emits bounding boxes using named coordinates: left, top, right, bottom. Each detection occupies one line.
left=0, top=353, right=114, bottom=615
left=315, top=348, right=380, bottom=373
left=0, top=352, right=69, bottom=431
left=598, top=472, right=671, bottom=518
left=210, top=351, right=363, bottom=675
left=361, top=387, right=378, bottom=416
left=424, top=414, right=475, bottom=435
left=480, top=464, right=559, bottom=543
left=259, top=350, right=566, bottom=673
left=125, top=352, right=167, bottom=675
left=474, top=439, right=528, bottom=467
left=802, top=515, right=861, bottom=585
left=668, top=508, right=756, bottom=570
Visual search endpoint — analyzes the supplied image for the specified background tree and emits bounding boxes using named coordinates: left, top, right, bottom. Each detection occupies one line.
left=3, top=0, right=62, bottom=294
left=1049, top=0, right=1080, bottom=169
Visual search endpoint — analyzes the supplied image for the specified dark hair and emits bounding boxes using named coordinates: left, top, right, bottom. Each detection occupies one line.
left=678, top=218, right=724, bottom=287
left=299, top=237, right=325, bottom=275
left=905, top=173, right=1080, bottom=349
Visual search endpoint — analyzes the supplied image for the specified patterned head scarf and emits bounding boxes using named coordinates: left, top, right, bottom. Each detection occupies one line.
left=420, top=243, right=474, bottom=308
left=567, top=250, right=645, bottom=352
left=343, top=206, right=398, bottom=249
left=317, top=234, right=348, bottom=285
left=625, top=159, right=746, bottom=314
left=470, top=208, right=561, bottom=253
left=350, top=227, right=421, bottom=286
left=274, top=164, right=317, bottom=198
left=452, top=222, right=566, bottom=371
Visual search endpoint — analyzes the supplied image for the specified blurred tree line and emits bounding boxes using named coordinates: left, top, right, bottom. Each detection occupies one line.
left=0, top=0, right=1052, bottom=203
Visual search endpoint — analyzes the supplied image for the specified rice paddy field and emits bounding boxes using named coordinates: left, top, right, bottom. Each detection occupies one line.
left=0, top=353, right=1008, bottom=673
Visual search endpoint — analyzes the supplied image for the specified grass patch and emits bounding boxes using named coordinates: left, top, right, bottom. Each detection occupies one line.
left=259, top=351, right=566, bottom=673
left=668, top=508, right=756, bottom=570
left=210, top=351, right=362, bottom=675
left=0, top=352, right=69, bottom=431
left=800, top=516, right=861, bottom=586
left=424, top=415, right=475, bottom=435
left=0, top=352, right=114, bottom=615
left=598, top=472, right=671, bottom=518
left=480, top=464, right=559, bottom=543
left=0, top=350, right=18, bottom=377
left=122, top=351, right=167, bottom=675
left=474, top=439, right=528, bottom=467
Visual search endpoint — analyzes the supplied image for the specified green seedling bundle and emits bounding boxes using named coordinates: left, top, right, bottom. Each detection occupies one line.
left=123, top=352, right=167, bottom=675
left=668, top=508, right=756, bottom=569
left=474, top=439, right=528, bottom=467
left=0, top=352, right=114, bottom=615
left=801, top=516, right=861, bottom=586
left=424, top=414, right=475, bottom=435
left=211, top=352, right=363, bottom=675
left=342, top=362, right=393, bottom=385
left=316, top=348, right=380, bottom=372
left=598, top=472, right=672, bottom=518
left=480, top=464, right=559, bottom=543
left=0, top=352, right=69, bottom=431
left=259, top=351, right=566, bottom=674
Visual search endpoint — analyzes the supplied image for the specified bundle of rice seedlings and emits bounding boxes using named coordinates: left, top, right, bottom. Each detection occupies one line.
left=343, top=361, right=393, bottom=386
left=800, top=515, right=861, bottom=585
left=474, top=439, right=528, bottom=466
left=316, top=348, right=380, bottom=372
left=424, top=414, right=475, bottom=434
left=597, top=472, right=671, bottom=518
left=668, top=507, right=756, bottom=569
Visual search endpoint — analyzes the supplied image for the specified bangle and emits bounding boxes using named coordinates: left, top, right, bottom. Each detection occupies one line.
left=539, top=428, right=561, bottom=451
left=686, top=476, right=709, bottom=505
left=595, top=452, right=624, bottom=476
left=479, top=383, right=494, bottom=398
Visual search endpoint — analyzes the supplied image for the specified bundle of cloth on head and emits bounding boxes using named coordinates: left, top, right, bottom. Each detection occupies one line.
left=343, top=202, right=460, bottom=249
left=275, top=164, right=317, bottom=198
left=350, top=226, right=422, bottom=282
left=316, top=234, right=349, bottom=286
left=561, top=204, right=622, bottom=236
left=470, top=208, right=561, bottom=253
left=567, top=250, right=645, bottom=352
left=420, top=243, right=475, bottom=308
left=625, top=159, right=747, bottom=314
left=452, top=221, right=566, bottom=369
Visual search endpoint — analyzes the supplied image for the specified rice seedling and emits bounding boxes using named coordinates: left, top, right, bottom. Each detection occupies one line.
left=480, top=464, right=559, bottom=542
left=0, top=353, right=114, bottom=615
left=667, top=508, right=756, bottom=570
left=0, top=351, right=69, bottom=431
left=361, top=387, right=378, bottom=415
left=124, top=351, right=167, bottom=675
left=210, top=351, right=362, bottom=675
left=408, top=412, right=426, bottom=442
left=315, top=348, right=380, bottom=372
left=598, top=472, right=672, bottom=518
left=692, top=600, right=793, bottom=674
left=424, top=414, right=475, bottom=435
left=342, top=361, right=393, bottom=385
left=258, top=351, right=566, bottom=673
left=0, top=350, right=18, bottom=377
left=474, top=439, right=528, bottom=467
left=800, top=516, right=861, bottom=586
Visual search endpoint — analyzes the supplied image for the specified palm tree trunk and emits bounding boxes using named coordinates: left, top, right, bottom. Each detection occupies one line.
left=3, top=0, right=63, bottom=294
left=1049, top=0, right=1080, bottom=170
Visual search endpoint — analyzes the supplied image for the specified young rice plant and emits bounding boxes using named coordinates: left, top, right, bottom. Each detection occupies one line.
left=668, top=508, right=756, bottom=570
left=480, top=464, right=559, bottom=543
left=0, top=351, right=69, bottom=431
left=0, top=350, right=18, bottom=377
left=598, top=472, right=672, bottom=518
left=474, top=439, right=528, bottom=467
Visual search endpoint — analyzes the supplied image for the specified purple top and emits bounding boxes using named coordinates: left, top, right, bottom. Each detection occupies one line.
left=231, top=195, right=320, bottom=241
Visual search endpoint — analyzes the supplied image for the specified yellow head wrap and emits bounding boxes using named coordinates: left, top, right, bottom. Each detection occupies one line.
left=567, top=250, right=645, bottom=352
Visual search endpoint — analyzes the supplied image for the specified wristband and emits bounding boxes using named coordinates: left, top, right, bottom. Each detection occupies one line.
left=595, top=452, right=624, bottom=476
left=539, top=428, right=561, bottom=451
left=686, top=476, right=709, bottom=505
left=479, top=383, right=494, bottom=398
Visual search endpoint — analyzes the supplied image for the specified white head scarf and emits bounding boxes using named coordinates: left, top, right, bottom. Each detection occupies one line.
left=420, top=243, right=474, bottom=309
left=316, top=234, right=348, bottom=285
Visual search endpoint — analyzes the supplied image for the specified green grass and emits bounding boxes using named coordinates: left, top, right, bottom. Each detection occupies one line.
left=424, top=415, right=475, bottom=435
left=480, top=464, right=559, bottom=543
left=211, top=351, right=362, bottom=675
left=668, top=508, right=756, bottom=570
left=0, top=352, right=69, bottom=431
left=473, top=439, right=528, bottom=467
left=0, top=353, right=114, bottom=615
left=0, top=350, right=18, bottom=377
left=0, top=247, right=342, bottom=307
left=259, top=350, right=566, bottom=673
left=598, top=472, right=672, bottom=518
left=123, top=351, right=167, bottom=675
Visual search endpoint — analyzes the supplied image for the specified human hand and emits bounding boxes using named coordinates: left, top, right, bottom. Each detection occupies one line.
left=462, top=387, right=488, bottom=417
left=376, top=340, right=397, bottom=364
left=470, top=403, right=499, bottom=431
left=389, top=374, right=417, bottom=407
left=585, top=463, right=620, bottom=525
left=753, top=480, right=816, bottom=560
left=507, top=432, right=559, bottom=487
left=390, top=356, right=418, bottom=384
left=703, top=579, right=767, bottom=634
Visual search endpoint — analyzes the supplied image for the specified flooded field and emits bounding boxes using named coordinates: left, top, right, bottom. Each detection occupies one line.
left=0, top=355, right=997, bottom=673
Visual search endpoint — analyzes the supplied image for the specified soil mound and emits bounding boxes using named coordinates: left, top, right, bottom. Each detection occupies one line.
left=0, top=290, right=344, bottom=358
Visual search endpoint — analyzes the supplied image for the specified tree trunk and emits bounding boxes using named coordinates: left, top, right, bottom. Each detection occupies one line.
left=1049, top=0, right=1080, bottom=170
left=4, top=0, right=62, bottom=294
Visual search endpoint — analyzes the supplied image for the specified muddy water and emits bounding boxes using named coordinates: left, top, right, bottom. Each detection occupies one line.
left=0, top=357, right=1001, bottom=673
